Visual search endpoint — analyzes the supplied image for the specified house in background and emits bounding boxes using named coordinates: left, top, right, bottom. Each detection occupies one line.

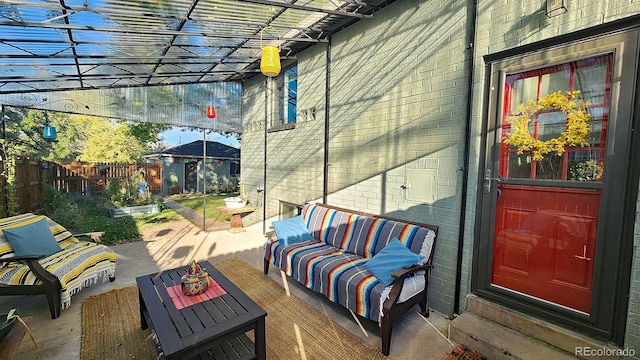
left=144, top=140, right=240, bottom=195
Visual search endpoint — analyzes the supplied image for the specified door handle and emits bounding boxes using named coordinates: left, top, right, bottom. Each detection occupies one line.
left=483, top=169, right=502, bottom=194
left=574, top=245, right=592, bottom=261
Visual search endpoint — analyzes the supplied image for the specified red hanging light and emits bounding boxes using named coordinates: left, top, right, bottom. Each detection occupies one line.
left=206, top=105, right=216, bottom=119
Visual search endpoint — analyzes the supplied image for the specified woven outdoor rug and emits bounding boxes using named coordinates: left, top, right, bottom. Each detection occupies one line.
left=81, top=257, right=389, bottom=360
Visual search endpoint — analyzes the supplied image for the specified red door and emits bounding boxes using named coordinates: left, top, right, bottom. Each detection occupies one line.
left=490, top=54, right=612, bottom=313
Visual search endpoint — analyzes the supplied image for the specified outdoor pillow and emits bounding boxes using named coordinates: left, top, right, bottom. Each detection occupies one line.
left=3, top=218, right=61, bottom=258
left=272, top=215, right=314, bottom=246
left=364, top=237, right=425, bottom=286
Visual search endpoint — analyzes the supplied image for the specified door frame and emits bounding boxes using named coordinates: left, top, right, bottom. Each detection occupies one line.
left=471, top=25, right=640, bottom=344
left=184, top=161, right=198, bottom=193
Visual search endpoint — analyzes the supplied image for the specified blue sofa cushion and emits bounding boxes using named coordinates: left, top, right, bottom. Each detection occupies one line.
left=364, top=238, right=425, bottom=286
left=273, top=215, right=314, bottom=246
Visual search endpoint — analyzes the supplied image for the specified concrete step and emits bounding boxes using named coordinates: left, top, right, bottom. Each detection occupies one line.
left=450, top=312, right=576, bottom=360
left=449, top=295, right=624, bottom=360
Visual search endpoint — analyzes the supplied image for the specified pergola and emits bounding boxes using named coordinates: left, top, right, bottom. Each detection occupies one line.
left=0, top=0, right=390, bottom=132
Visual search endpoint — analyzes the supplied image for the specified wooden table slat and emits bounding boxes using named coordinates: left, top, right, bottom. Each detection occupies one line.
left=237, top=333, right=255, bottom=354
left=215, top=294, right=248, bottom=317
left=190, top=303, right=217, bottom=328
left=228, top=335, right=253, bottom=358
left=162, top=268, right=211, bottom=333
left=150, top=275, right=194, bottom=339
left=207, top=346, right=227, bottom=359
left=137, top=276, right=183, bottom=353
left=181, top=306, right=206, bottom=334
left=206, top=266, right=266, bottom=317
left=179, top=313, right=256, bottom=349
left=200, top=297, right=229, bottom=324
left=208, top=295, right=241, bottom=319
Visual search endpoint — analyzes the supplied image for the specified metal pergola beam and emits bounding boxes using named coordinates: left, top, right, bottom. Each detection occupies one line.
left=237, top=0, right=372, bottom=18
left=0, top=70, right=263, bottom=82
left=0, top=21, right=325, bottom=42
left=0, top=0, right=389, bottom=94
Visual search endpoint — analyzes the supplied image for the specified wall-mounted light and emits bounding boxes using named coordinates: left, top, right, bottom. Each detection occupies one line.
left=546, top=0, right=567, bottom=18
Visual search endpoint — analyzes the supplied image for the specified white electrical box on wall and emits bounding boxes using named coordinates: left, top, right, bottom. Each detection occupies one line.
left=404, top=168, right=438, bottom=204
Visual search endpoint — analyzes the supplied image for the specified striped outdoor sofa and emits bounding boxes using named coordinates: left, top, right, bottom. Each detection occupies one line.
left=0, top=213, right=116, bottom=319
left=264, top=203, right=438, bottom=356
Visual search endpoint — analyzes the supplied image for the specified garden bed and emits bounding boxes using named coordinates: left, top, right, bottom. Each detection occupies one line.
left=110, top=204, right=160, bottom=218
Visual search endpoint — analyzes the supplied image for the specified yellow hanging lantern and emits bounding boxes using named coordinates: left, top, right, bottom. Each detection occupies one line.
left=260, top=27, right=281, bottom=77
left=260, top=45, right=281, bottom=77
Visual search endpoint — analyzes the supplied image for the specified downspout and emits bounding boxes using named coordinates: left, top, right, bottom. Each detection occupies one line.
left=322, top=35, right=332, bottom=204
left=1, top=105, right=6, bottom=217
left=263, top=78, right=269, bottom=234
left=454, top=0, right=479, bottom=316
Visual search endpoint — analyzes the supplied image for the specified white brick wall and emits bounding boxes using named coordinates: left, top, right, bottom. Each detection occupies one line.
left=242, top=0, right=469, bottom=315
left=241, top=46, right=327, bottom=227
left=240, top=0, right=640, bottom=349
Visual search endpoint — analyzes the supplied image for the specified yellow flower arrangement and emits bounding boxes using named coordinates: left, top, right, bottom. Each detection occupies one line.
left=503, top=90, right=592, bottom=161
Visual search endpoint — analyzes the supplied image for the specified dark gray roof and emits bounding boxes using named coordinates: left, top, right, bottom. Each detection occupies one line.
left=147, top=140, right=239, bottom=159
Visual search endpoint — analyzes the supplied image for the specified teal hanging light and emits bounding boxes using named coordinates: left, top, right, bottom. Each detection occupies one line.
left=42, top=112, right=56, bottom=140
left=43, top=125, right=57, bottom=140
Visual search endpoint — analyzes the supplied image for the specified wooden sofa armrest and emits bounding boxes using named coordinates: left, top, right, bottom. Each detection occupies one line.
left=73, top=232, right=105, bottom=243
left=1, top=255, right=58, bottom=284
left=2, top=255, right=44, bottom=263
left=384, top=263, right=434, bottom=311
left=391, top=263, right=432, bottom=280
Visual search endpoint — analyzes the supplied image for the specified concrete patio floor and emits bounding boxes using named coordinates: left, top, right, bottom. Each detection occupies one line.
left=0, top=201, right=455, bottom=360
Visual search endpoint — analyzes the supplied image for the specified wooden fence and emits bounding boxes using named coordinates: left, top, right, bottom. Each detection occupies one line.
left=0, top=158, right=162, bottom=217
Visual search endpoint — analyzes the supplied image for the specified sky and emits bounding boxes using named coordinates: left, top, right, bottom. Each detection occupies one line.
left=160, top=127, right=240, bottom=148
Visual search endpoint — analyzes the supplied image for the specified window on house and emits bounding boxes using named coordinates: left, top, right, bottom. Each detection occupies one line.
left=271, top=65, right=297, bottom=129
left=230, top=161, right=240, bottom=177
left=500, top=54, right=612, bottom=182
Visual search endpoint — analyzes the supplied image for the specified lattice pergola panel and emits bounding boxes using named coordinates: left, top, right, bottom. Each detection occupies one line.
left=0, top=0, right=389, bottom=130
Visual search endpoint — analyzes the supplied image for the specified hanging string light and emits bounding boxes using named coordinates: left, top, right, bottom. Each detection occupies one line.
left=260, top=27, right=281, bottom=77
left=206, top=104, right=216, bottom=119
left=42, top=71, right=56, bottom=140
left=42, top=112, right=56, bottom=140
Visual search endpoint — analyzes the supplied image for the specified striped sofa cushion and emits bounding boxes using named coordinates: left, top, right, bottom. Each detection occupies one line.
left=302, top=203, right=434, bottom=259
left=0, top=213, right=116, bottom=309
left=345, top=217, right=434, bottom=259
left=302, top=203, right=362, bottom=251
left=265, top=239, right=386, bottom=321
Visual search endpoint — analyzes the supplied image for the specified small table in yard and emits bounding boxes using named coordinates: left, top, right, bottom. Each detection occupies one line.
left=217, top=205, right=256, bottom=233
left=136, top=261, right=267, bottom=360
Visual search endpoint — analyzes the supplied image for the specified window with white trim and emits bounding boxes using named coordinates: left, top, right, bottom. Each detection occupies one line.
left=271, top=65, right=297, bottom=129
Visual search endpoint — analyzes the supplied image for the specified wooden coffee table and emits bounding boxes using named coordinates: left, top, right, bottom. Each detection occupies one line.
left=136, top=261, right=267, bottom=360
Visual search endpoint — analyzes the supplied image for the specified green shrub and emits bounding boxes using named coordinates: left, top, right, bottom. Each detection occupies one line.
left=44, top=185, right=80, bottom=231
left=104, top=179, right=127, bottom=207
left=104, top=170, right=153, bottom=207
